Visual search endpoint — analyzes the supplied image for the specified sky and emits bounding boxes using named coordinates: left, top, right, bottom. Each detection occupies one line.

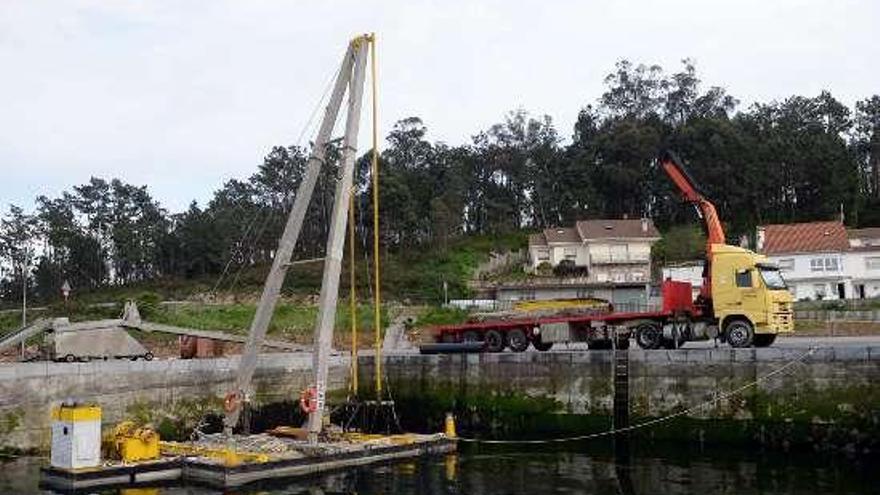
left=1, top=0, right=878, bottom=213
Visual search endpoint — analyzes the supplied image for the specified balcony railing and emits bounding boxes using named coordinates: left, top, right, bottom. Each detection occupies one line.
left=590, top=254, right=650, bottom=264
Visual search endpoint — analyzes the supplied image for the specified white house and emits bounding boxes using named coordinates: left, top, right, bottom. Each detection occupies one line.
left=847, top=228, right=880, bottom=299
left=756, top=220, right=880, bottom=300
left=528, top=218, right=661, bottom=284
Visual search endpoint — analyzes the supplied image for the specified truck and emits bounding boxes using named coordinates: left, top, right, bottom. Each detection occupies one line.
left=428, top=151, right=794, bottom=351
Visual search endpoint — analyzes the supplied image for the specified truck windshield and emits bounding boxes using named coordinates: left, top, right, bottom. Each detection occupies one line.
left=758, top=266, right=787, bottom=290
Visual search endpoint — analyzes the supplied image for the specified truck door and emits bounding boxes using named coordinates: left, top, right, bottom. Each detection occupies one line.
left=734, top=268, right=764, bottom=319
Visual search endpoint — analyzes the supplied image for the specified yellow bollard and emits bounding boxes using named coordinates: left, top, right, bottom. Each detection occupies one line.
left=444, top=412, right=457, bottom=439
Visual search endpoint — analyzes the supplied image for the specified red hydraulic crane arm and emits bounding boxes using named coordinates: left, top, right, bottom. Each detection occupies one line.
left=659, top=151, right=725, bottom=251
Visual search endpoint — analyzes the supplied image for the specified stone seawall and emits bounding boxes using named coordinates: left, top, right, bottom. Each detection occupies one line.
left=0, top=354, right=348, bottom=451
left=2, top=346, right=878, bottom=452
left=367, top=347, right=880, bottom=449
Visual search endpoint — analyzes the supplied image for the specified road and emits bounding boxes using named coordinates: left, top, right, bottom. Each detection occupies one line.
left=381, top=334, right=880, bottom=356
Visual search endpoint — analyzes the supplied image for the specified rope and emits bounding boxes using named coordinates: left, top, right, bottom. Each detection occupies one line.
left=369, top=33, right=383, bottom=398
left=456, top=346, right=820, bottom=445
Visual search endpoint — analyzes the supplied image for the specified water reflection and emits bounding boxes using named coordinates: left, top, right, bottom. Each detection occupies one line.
left=10, top=442, right=879, bottom=495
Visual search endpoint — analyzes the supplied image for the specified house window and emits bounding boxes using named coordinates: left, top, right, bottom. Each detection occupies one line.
left=563, top=247, right=577, bottom=261
left=810, top=258, right=824, bottom=272
left=777, top=258, right=794, bottom=272
left=866, top=257, right=880, bottom=270
left=824, top=258, right=839, bottom=272
left=536, top=249, right=549, bottom=262
left=630, top=270, right=645, bottom=282
left=813, top=284, right=826, bottom=299
left=735, top=269, right=753, bottom=288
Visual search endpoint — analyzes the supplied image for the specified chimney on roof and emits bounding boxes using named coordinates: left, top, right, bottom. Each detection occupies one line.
left=641, top=217, right=648, bottom=233
left=756, top=226, right=765, bottom=251
left=839, top=203, right=845, bottom=224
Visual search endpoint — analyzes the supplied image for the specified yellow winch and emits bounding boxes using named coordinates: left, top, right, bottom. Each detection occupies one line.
left=109, top=421, right=160, bottom=462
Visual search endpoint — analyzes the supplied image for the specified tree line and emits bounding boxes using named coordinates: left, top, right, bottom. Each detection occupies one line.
left=2, top=59, right=879, bottom=304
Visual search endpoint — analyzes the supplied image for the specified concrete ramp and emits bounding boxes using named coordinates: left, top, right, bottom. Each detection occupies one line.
left=0, top=318, right=51, bottom=352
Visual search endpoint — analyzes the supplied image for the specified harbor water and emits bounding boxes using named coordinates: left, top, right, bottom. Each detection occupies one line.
left=3, top=441, right=877, bottom=494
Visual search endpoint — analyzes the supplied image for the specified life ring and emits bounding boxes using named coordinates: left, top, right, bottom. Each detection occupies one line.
left=224, top=391, right=240, bottom=413
left=299, top=386, right=318, bottom=414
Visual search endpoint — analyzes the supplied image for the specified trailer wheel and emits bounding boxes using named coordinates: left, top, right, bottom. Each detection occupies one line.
left=462, top=331, right=481, bottom=343
left=64, top=354, right=76, bottom=363
left=725, top=319, right=754, bottom=348
left=753, top=334, right=776, bottom=347
left=143, top=352, right=154, bottom=361
left=507, top=329, right=529, bottom=352
left=635, top=323, right=663, bottom=350
left=484, top=330, right=505, bottom=353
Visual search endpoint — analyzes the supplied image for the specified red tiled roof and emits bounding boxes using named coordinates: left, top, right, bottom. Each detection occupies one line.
left=543, top=227, right=581, bottom=244
left=576, top=219, right=660, bottom=240
left=759, top=221, right=849, bottom=254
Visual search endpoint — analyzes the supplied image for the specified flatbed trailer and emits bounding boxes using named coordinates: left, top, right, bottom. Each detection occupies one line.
left=429, top=280, right=748, bottom=352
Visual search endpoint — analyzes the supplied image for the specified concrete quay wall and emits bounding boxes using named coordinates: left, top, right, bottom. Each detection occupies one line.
left=369, top=347, right=880, bottom=446
left=0, top=354, right=348, bottom=451
left=2, top=346, right=879, bottom=452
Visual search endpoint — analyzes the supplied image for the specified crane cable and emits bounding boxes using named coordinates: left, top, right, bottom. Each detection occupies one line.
left=210, top=61, right=343, bottom=295
left=455, top=346, right=820, bottom=445
left=369, top=33, right=383, bottom=398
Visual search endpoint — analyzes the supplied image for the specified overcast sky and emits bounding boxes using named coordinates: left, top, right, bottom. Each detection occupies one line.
left=1, top=0, right=877, bottom=213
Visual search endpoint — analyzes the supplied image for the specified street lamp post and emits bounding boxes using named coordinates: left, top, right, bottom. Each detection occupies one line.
left=20, top=248, right=28, bottom=360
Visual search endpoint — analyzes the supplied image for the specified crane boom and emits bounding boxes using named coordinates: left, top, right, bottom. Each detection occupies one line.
left=659, top=151, right=726, bottom=305
left=659, top=151, right=725, bottom=250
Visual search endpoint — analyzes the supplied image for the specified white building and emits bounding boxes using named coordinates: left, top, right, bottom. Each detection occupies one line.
left=528, top=218, right=660, bottom=284
left=847, top=228, right=880, bottom=299
left=756, top=221, right=880, bottom=300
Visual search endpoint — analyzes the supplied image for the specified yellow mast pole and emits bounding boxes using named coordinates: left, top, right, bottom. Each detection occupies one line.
left=348, top=191, right=358, bottom=395
left=369, top=33, right=382, bottom=398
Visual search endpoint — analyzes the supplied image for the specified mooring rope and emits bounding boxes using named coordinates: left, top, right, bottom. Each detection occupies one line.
left=455, top=346, right=820, bottom=444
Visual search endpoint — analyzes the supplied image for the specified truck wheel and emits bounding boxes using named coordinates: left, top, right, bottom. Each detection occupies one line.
left=725, top=319, right=754, bottom=348
left=507, top=329, right=529, bottom=352
left=753, top=334, right=776, bottom=347
left=462, top=331, right=480, bottom=343
left=64, top=354, right=76, bottom=363
left=533, top=336, right=553, bottom=352
left=484, top=330, right=505, bottom=353
left=635, top=323, right=663, bottom=350
left=144, top=352, right=154, bottom=361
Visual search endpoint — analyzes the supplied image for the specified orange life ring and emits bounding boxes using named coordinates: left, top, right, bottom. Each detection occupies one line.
left=299, top=386, right=318, bottom=414
left=224, top=391, right=240, bottom=413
